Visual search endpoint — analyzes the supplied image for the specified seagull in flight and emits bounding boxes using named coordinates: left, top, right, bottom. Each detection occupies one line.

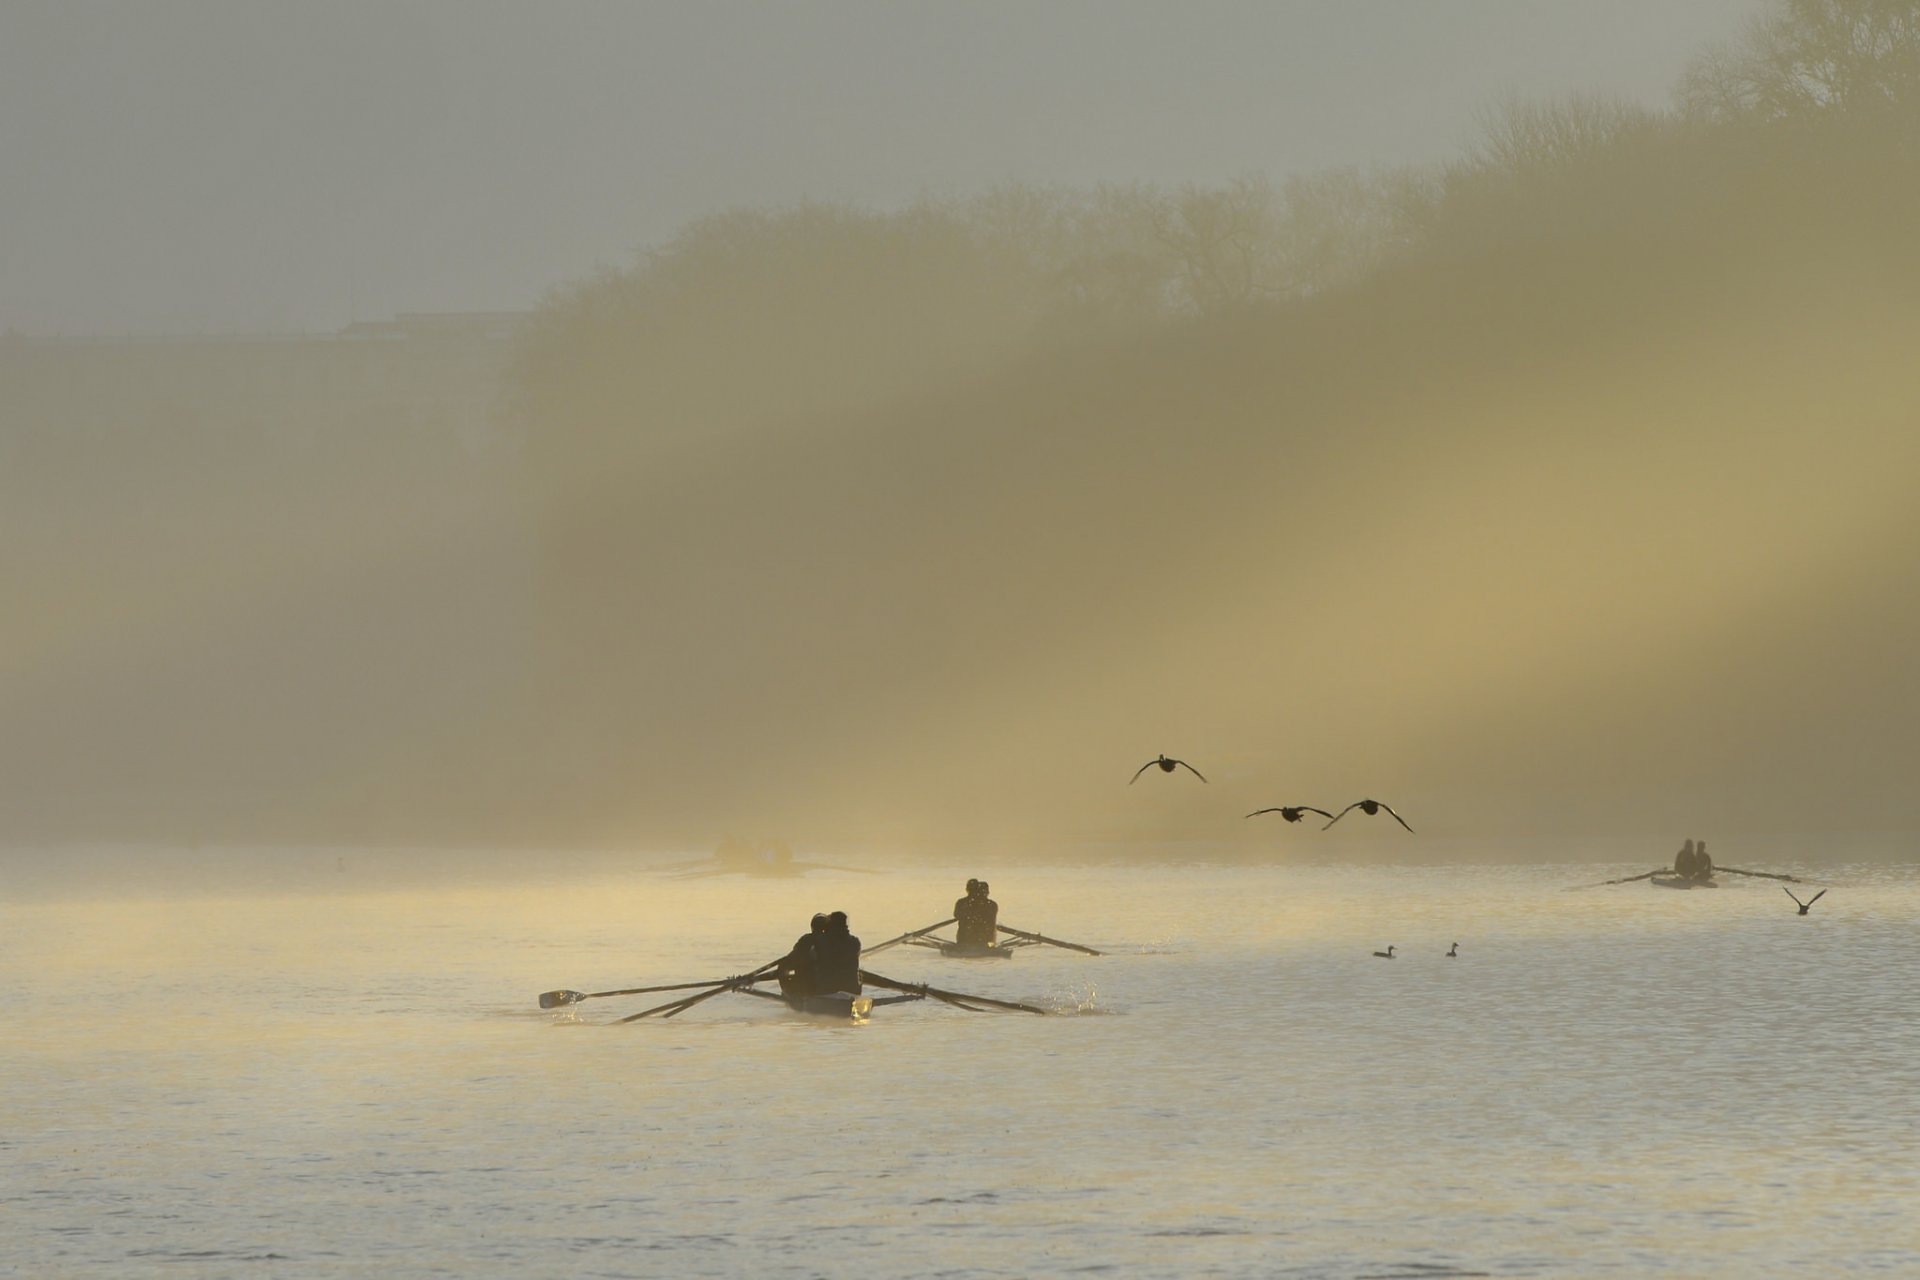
left=1245, top=805, right=1335, bottom=823
left=1130, top=755, right=1208, bottom=784
left=1784, top=887, right=1827, bottom=915
left=1324, top=798, right=1414, bottom=832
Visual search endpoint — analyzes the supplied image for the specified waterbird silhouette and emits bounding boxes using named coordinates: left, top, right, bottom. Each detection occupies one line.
left=1246, top=805, right=1334, bottom=823
left=1784, top=887, right=1827, bottom=915
left=1446, top=942, right=1458, bottom=957
left=1373, top=945, right=1396, bottom=959
left=1324, top=798, right=1414, bottom=832
left=1130, top=755, right=1207, bottom=784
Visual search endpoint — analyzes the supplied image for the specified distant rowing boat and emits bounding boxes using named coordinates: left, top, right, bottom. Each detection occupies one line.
left=868, top=920, right=1102, bottom=959
left=1651, top=874, right=1719, bottom=889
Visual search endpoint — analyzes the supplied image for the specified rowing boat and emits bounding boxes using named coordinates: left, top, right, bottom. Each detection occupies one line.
left=897, top=936, right=1019, bottom=959
left=1651, top=874, right=1719, bottom=889
left=735, top=986, right=933, bottom=1021
left=937, top=942, right=1015, bottom=960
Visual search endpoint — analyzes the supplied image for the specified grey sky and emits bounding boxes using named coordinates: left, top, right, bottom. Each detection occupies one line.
left=2, top=1, right=1765, bottom=335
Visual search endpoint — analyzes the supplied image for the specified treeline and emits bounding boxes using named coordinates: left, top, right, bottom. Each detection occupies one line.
left=515, top=0, right=1920, bottom=471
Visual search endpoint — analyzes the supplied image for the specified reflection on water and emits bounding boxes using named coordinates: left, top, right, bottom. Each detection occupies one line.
left=4, top=859, right=1917, bottom=1277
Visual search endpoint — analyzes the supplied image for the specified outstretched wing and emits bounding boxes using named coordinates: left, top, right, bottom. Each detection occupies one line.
left=1128, top=760, right=1155, bottom=785
left=1323, top=801, right=1363, bottom=829
left=1807, top=889, right=1827, bottom=907
left=1783, top=886, right=1804, bottom=907
left=1298, top=806, right=1335, bottom=821
left=1245, top=807, right=1286, bottom=818
left=1376, top=801, right=1415, bottom=833
left=1175, top=759, right=1208, bottom=783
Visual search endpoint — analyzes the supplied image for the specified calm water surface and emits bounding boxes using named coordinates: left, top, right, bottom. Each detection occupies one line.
left=4, top=858, right=1917, bottom=1278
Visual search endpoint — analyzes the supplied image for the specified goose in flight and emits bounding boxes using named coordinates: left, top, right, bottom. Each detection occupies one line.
left=1784, top=887, right=1827, bottom=915
left=1130, top=755, right=1208, bottom=784
left=1245, top=805, right=1335, bottom=823
left=1324, top=798, right=1414, bottom=832
left=1373, top=945, right=1396, bottom=959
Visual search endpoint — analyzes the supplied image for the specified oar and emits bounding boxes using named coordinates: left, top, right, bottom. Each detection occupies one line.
left=862, top=918, right=957, bottom=956
left=1567, top=868, right=1663, bottom=889
left=858, top=968, right=1048, bottom=1015
left=540, top=977, right=750, bottom=1009
left=1715, top=865, right=1804, bottom=883
left=996, top=923, right=1102, bottom=956
left=617, top=959, right=782, bottom=1023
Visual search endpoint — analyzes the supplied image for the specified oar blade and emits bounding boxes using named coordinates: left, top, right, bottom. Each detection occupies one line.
left=539, top=989, right=585, bottom=1009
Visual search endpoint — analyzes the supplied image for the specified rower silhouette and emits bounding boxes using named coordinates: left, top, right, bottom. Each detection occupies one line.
left=954, top=879, right=999, bottom=949
left=1784, top=887, right=1827, bottom=916
left=1373, top=945, right=1396, bottom=959
left=1246, top=805, right=1334, bottom=823
left=1130, top=755, right=1207, bottom=784
left=1325, top=798, right=1414, bottom=832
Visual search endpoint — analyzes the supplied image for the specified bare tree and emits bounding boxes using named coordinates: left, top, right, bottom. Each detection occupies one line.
left=1471, top=92, right=1663, bottom=176
left=1147, top=176, right=1282, bottom=314
left=1679, top=0, right=1920, bottom=121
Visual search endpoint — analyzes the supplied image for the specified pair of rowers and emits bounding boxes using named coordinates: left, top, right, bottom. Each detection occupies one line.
left=776, top=911, right=862, bottom=1000
left=1673, top=838, right=1714, bottom=880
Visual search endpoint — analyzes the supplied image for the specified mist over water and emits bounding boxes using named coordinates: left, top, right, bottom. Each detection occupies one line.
left=7, top=859, right=1918, bottom=1277
left=8, top=4, right=1920, bottom=851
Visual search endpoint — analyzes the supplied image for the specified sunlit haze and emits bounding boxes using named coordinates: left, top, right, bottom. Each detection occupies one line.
left=5, top=0, right=1915, bottom=861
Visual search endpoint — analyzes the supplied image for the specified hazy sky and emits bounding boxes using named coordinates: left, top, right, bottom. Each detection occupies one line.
left=3, top=1, right=1765, bottom=336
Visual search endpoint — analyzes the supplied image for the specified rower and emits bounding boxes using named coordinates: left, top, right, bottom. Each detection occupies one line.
left=954, top=878, right=1000, bottom=949
left=778, top=913, right=828, bottom=999
left=1674, top=838, right=1698, bottom=878
left=812, top=911, right=863, bottom=995
left=1695, top=840, right=1713, bottom=880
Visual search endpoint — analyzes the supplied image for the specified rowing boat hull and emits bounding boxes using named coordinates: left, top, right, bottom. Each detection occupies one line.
left=786, top=992, right=875, bottom=1020
left=1651, top=875, right=1719, bottom=889
left=938, top=943, right=1015, bottom=960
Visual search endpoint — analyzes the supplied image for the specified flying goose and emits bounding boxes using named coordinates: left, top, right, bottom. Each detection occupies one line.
left=1245, top=805, right=1334, bottom=823
left=1129, top=755, right=1208, bottom=784
left=1784, top=887, right=1827, bottom=916
left=1324, top=798, right=1414, bottom=832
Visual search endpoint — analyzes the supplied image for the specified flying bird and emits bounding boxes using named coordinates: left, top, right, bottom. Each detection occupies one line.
left=1784, top=887, right=1827, bottom=915
left=1373, top=945, right=1396, bottom=959
left=1324, top=798, right=1414, bottom=832
left=1245, top=805, right=1335, bottom=823
left=1130, top=755, right=1208, bottom=784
